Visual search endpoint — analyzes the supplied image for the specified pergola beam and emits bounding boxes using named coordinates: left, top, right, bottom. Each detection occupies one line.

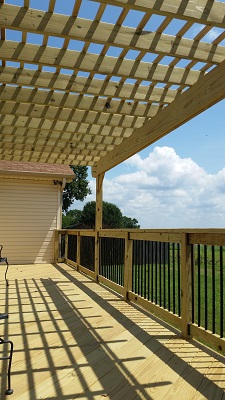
left=0, top=67, right=179, bottom=104
left=92, top=0, right=225, bottom=28
left=92, top=59, right=225, bottom=177
left=0, top=100, right=145, bottom=130
left=0, top=40, right=202, bottom=86
left=1, top=4, right=225, bottom=64
left=0, top=86, right=160, bottom=119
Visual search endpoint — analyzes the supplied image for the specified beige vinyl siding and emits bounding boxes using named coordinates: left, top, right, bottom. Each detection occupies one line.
left=0, top=178, right=59, bottom=264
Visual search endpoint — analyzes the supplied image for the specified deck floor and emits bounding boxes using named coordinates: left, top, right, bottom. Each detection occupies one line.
left=0, top=263, right=225, bottom=400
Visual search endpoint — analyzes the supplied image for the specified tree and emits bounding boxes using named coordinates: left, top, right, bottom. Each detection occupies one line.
left=62, top=209, right=83, bottom=228
left=62, top=166, right=91, bottom=213
left=82, top=201, right=123, bottom=228
left=122, top=216, right=140, bottom=229
left=63, top=200, right=140, bottom=229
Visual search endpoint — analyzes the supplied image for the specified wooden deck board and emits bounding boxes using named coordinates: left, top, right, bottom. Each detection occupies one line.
left=0, top=263, right=225, bottom=399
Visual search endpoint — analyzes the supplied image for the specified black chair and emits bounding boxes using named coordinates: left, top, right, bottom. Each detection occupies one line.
left=0, top=245, right=9, bottom=286
left=0, top=246, right=13, bottom=395
left=0, top=314, right=13, bottom=395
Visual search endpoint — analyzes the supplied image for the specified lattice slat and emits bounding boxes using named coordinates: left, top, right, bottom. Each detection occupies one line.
left=0, top=0, right=224, bottom=168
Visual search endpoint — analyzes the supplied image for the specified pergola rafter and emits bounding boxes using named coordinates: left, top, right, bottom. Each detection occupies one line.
left=0, top=0, right=224, bottom=171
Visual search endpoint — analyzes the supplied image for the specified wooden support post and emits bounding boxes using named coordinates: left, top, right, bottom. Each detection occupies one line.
left=181, top=232, right=193, bottom=339
left=54, top=230, right=59, bottom=262
left=94, top=173, right=105, bottom=281
left=77, top=232, right=81, bottom=271
left=123, top=231, right=133, bottom=300
left=65, top=233, right=68, bottom=261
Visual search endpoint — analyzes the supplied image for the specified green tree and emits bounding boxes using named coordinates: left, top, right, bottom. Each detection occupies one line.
left=103, top=201, right=123, bottom=228
left=81, top=201, right=96, bottom=228
left=122, top=215, right=140, bottom=228
left=63, top=201, right=139, bottom=229
left=81, top=201, right=124, bottom=228
left=62, top=209, right=83, bottom=228
left=62, top=166, right=91, bottom=213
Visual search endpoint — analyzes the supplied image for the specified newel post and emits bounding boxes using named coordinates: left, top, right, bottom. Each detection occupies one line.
left=65, top=232, right=68, bottom=261
left=123, top=231, right=133, bottom=300
left=54, top=230, right=59, bottom=262
left=77, top=232, right=81, bottom=270
left=94, top=172, right=104, bottom=281
left=181, top=232, right=193, bottom=339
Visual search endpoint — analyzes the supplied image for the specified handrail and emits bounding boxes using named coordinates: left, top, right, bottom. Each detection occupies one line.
left=55, top=228, right=225, bottom=354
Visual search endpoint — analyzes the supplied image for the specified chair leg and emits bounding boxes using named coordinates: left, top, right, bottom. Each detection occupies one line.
left=5, top=261, right=9, bottom=286
left=0, top=338, right=14, bottom=395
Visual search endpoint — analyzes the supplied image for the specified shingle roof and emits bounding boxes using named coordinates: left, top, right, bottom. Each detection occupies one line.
left=0, top=160, right=74, bottom=179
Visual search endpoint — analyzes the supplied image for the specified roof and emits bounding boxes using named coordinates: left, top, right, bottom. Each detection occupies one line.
left=0, top=160, right=75, bottom=180
left=0, top=0, right=225, bottom=177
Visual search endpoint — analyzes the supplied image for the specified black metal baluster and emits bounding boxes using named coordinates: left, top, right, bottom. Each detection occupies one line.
left=220, top=246, right=224, bottom=338
left=155, top=242, right=158, bottom=304
left=204, top=245, right=208, bottom=330
left=144, top=241, right=147, bottom=299
left=191, top=245, right=195, bottom=323
left=168, top=243, right=171, bottom=312
left=147, top=241, right=150, bottom=301
left=140, top=240, right=144, bottom=296
left=177, top=243, right=181, bottom=317
left=163, top=242, right=166, bottom=309
left=172, top=243, right=176, bottom=314
left=212, top=245, right=215, bottom=334
left=159, top=242, right=162, bottom=307
left=197, top=244, right=201, bottom=326
left=151, top=241, right=154, bottom=302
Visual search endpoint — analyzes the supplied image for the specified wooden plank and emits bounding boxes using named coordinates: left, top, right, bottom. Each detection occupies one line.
left=180, top=233, right=192, bottom=339
left=0, top=114, right=133, bottom=137
left=1, top=4, right=224, bottom=64
left=54, top=229, right=59, bottom=262
left=0, top=99, right=145, bottom=129
left=128, top=291, right=182, bottom=330
left=123, top=231, right=133, bottom=300
left=1, top=263, right=225, bottom=399
left=0, top=148, right=99, bottom=165
left=95, top=173, right=104, bottom=279
left=0, top=133, right=123, bottom=154
left=93, top=0, right=225, bottom=28
left=0, top=86, right=159, bottom=119
left=79, top=230, right=95, bottom=237
left=0, top=121, right=133, bottom=144
left=92, top=58, right=225, bottom=177
left=95, top=173, right=104, bottom=231
left=0, top=67, right=178, bottom=104
left=76, top=263, right=95, bottom=278
left=189, top=232, right=225, bottom=246
left=130, top=231, right=181, bottom=243
left=0, top=40, right=202, bottom=85
left=0, top=142, right=115, bottom=156
left=98, top=275, right=124, bottom=295
left=64, top=230, right=79, bottom=236
left=98, top=230, right=127, bottom=239
left=190, top=324, right=225, bottom=353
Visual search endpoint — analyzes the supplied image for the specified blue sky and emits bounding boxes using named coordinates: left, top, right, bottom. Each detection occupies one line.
left=5, top=0, right=225, bottom=228
left=80, top=99, right=225, bottom=228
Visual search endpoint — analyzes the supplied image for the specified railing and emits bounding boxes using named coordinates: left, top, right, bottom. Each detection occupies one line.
left=55, top=228, right=225, bottom=354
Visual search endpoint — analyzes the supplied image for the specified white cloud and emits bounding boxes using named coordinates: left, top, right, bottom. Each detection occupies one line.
left=73, top=146, right=225, bottom=228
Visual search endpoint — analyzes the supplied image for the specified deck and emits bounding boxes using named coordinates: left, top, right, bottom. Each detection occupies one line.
left=0, top=263, right=225, bottom=400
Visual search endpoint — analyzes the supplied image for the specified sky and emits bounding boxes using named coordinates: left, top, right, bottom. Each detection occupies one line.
left=74, top=99, right=225, bottom=228
left=5, top=0, right=225, bottom=228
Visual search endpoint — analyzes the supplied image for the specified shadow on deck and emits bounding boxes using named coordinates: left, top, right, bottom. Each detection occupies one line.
left=0, top=263, right=225, bottom=399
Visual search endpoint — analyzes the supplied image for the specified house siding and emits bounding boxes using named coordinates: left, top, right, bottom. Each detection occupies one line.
left=0, top=178, right=59, bottom=264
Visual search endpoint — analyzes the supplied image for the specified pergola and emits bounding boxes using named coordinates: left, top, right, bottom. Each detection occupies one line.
left=0, top=0, right=225, bottom=222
